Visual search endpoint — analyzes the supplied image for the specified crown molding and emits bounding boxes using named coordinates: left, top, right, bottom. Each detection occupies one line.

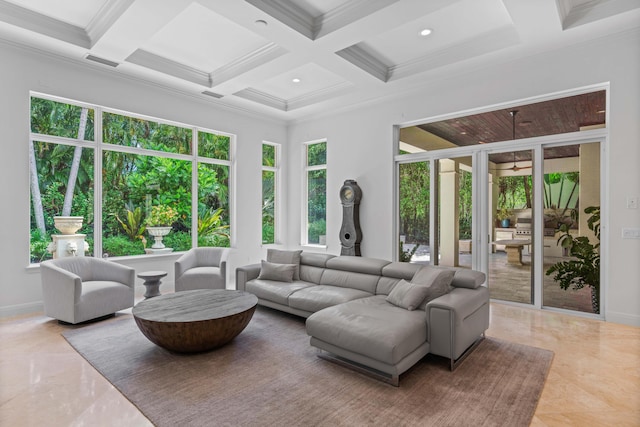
left=211, top=42, right=288, bottom=87
left=558, top=0, right=640, bottom=30
left=315, top=0, right=398, bottom=39
left=233, top=88, right=287, bottom=111
left=85, top=0, right=135, bottom=47
left=287, top=81, right=353, bottom=110
left=336, top=44, right=389, bottom=82
left=0, top=0, right=90, bottom=48
left=0, top=37, right=287, bottom=124
left=389, top=26, right=521, bottom=81
left=245, top=0, right=314, bottom=40
left=126, top=49, right=211, bottom=87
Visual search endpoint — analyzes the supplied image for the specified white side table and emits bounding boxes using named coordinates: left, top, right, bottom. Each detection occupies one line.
left=137, top=270, right=167, bottom=299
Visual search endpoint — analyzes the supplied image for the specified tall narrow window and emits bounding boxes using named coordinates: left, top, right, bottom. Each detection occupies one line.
left=304, top=141, right=326, bottom=245
left=262, top=142, right=279, bottom=244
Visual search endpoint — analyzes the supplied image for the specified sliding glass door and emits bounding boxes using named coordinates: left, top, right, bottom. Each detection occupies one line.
left=487, top=149, right=534, bottom=304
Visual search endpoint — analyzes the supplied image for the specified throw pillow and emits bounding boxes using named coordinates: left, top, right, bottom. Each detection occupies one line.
left=386, top=279, right=431, bottom=311
left=257, top=260, right=297, bottom=282
left=411, top=267, right=456, bottom=308
left=267, top=249, right=302, bottom=280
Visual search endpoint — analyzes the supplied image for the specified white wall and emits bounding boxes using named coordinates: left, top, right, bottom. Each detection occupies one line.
left=0, top=41, right=287, bottom=316
left=287, top=29, right=640, bottom=326
left=2, top=29, right=639, bottom=327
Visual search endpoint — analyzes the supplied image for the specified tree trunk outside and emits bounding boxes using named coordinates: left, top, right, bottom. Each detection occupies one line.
left=29, top=139, right=46, bottom=234
left=62, top=107, right=88, bottom=216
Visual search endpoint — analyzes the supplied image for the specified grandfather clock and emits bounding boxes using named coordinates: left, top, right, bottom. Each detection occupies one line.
left=339, top=180, right=362, bottom=256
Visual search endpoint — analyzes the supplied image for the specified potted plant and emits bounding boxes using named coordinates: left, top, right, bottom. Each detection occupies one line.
left=145, top=205, right=178, bottom=249
left=545, top=206, right=600, bottom=314
left=496, top=208, right=512, bottom=228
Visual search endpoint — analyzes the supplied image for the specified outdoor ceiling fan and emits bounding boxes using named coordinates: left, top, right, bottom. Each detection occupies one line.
left=496, top=110, right=533, bottom=172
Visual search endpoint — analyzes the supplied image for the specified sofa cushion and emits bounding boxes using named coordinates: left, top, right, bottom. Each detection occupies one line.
left=325, top=256, right=390, bottom=276
left=441, top=267, right=486, bottom=289
left=245, top=279, right=314, bottom=305
left=288, top=285, right=372, bottom=313
left=411, top=267, right=456, bottom=308
left=258, top=260, right=297, bottom=282
left=381, top=262, right=421, bottom=280
left=306, top=296, right=427, bottom=365
left=319, top=269, right=380, bottom=294
left=300, top=252, right=335, bottom=268
left=267, top=249, right=302, bottom=280
left=386, top=279, right=430, bottom=311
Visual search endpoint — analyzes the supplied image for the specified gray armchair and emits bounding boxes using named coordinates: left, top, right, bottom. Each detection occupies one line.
left=40, top=257, right=135, bottom=324
left=174, top=247, right=229, bottom=292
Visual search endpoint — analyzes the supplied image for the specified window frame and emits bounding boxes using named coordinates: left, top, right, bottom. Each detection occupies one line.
left=28, top=92, right=234, bottom=263
left=261, top=141, right=281, bottom=245
left=302, top=139, right=327, bottom=247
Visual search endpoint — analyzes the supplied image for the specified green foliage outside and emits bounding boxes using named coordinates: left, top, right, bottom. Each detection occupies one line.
left=30, top=97, right=231, bottom=261
left=398, top=162, right=472, bottom=243
left=545, top=206, right=600, bottom=313
left=306, top=142, right=327, bottom=244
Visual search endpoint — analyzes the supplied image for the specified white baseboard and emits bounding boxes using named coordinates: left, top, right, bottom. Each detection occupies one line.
left=606, top=311, right=640, bottom=327
left=0, top=301, right=43, bottom=318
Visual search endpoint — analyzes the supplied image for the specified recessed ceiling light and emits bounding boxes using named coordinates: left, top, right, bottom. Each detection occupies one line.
left=255, top=19, right=267, bottom=26
left=420, top=28, right=432, bottom=37
left=460, top=131, right=467, bottom=135
left=292, top=78, right=301, bottom=83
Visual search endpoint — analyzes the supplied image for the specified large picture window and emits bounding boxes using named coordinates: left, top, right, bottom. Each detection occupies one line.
left=29, top=93, right=232, bottom=263
left=304, top=140, right=326, bottom=245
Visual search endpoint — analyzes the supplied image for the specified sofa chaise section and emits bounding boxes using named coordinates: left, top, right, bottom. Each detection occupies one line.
left=236, top=252, right=489, bottom=385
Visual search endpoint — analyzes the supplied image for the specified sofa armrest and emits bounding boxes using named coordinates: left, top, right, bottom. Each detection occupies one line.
left=426, top=286, right=490, bottom=361
left=235, top=263, right=261, bottom=291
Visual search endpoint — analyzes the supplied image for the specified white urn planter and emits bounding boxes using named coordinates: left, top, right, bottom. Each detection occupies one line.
left=147, top=226, right=172, bottom=249
left=54, top=216, right=84, bottom=235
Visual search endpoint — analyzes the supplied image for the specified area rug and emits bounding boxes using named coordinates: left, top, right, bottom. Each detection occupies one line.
left=63, top=307, right=553, bottom=427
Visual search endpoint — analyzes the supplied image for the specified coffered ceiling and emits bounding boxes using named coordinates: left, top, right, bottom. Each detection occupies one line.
left=0, top=0, right=638, bottom=121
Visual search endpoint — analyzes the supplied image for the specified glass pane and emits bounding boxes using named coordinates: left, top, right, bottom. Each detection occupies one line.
left=30, top=97, right=94, bottom=141
left=307, top=169, right=326, bottom=244
left=30, top=141, right=94, bottom=263
left=307, top=142, right=326, bottom=166
left=488, top=150, right=533, bottom=304
left=262, top=170, right=275, bottom=244
left=543, top=142, right=600, bottom=314
left=102, top=151, right=192, bottom=256
left=398, top=161, right=430, bottom=263
left=198, top=131, right=230, bottom=160
left=437, top=156, right=473, bottom=269
left=103, top=112, right=192, bottom=154
left=262, top=144, right=276, bottom=167
left=197, top=163, right=230, bottom=247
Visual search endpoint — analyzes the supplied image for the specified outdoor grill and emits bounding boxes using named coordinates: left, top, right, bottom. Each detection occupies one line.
left=515, top=217, right=557, bottom=237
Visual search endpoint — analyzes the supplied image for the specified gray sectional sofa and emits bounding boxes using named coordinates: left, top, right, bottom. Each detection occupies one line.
left=236, top=251, right=489, bottom=386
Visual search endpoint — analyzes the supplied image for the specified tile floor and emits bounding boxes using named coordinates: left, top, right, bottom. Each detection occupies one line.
left=1, top=302, right=638, bottom=426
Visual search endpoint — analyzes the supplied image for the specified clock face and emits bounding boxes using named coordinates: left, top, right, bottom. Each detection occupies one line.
left=341, top=187, right=354, bottom=201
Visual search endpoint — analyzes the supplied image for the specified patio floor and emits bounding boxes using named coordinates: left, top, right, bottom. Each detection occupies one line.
left=408, top=245, right=594, bottom=314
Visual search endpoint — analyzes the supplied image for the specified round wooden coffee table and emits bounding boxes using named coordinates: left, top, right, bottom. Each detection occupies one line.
left=132, top=289, right=258, bottom=353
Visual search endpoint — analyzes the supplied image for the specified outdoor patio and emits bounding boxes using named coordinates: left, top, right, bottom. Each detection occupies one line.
left=408, top=245, right=594, bottom=314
